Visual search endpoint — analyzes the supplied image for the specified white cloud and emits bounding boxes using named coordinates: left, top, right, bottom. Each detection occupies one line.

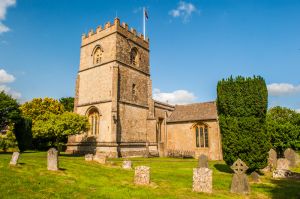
left=0, top=0, right=16, bottom=34
left=0, top=69, right=15, bottom=83
left=267, top=83, right=300, bottom=96
left=153, top=88, right=197, bottom=105
left=0, top=84, right=21, bottom=99
left=169, top=1, right=198, bottom=22
left=295, top=109, right=300, bottom=113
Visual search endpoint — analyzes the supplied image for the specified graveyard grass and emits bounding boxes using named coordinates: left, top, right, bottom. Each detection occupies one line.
left=0, top=152, right=300, bottom=199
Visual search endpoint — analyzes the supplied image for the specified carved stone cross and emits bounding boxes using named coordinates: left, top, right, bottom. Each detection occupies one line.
left=231, top=159, right=249, bottom=175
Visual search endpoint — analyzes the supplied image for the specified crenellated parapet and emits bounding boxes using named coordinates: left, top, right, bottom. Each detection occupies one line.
left=81, top=18, right=149, bottom=48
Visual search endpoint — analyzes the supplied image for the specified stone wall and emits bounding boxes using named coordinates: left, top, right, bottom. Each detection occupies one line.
left=166, top=121, right=222, bottom=160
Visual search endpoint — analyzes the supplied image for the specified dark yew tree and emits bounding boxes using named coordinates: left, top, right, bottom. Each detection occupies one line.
left=59, top=97, right=74, bottom=112
left=217, top=76, right=270, bottom=171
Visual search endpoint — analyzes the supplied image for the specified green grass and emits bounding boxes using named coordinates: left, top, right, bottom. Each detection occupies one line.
left=0, top=152, right=299, bottom=199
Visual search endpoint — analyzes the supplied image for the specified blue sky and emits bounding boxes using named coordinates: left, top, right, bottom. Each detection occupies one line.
left=0, top=0, right=300, bottom=111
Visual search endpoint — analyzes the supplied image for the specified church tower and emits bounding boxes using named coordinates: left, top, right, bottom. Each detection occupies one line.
left=66, top=18, right=157, bottom=157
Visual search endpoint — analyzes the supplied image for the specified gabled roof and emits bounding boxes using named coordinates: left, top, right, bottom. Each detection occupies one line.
left=167, top=101, right=218, bottom=123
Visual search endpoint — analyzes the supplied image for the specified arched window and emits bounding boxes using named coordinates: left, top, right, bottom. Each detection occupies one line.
left=92, top=46, right=103, bottom=65
left=195, top=124, right=209, bottom=148
left=130, top=47, right=139, bottom=66
left=87, top=107, right=100, bottom=136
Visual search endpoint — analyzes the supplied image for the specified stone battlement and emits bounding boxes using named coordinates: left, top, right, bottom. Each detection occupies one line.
left=81, top=18, right=149, bottom=47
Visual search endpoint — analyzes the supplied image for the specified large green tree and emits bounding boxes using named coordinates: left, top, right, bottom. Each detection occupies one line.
left=59, top=97, right=74, bottom=112
left=0, top=91, right=20, bottom=130
left=32, top=112, right=89, bottom=150
left=267, top=106, right=300, bottom=155
left=217, top=76, right=270, bottom=171
left=20, top=98, right=65, bottom=123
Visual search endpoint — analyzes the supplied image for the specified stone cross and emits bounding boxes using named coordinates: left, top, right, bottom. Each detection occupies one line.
left=134, top=166, right=150, bottom=185
left=47, top=148, right=59, bottom=171
left=122, top=160, right=132, bottom=169
left=192, top=168, right=212, bottom=193
left=198, top=154, right=208, bottom=168
left=284, top=148, right=298, bottom=167
left=230, top=159, right=250, bottom=194
left=85, top=154, right=93, bottom=161
left=9, top=152, right=20, bottom=166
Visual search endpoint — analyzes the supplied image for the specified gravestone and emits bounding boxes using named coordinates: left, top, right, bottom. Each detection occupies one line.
left=250, top=171, right=260, bottom=183
left=284, top=148, right=298, bottom=167
left=134, top=166, right=150, bottom=185
left=93, top=153, right=107, bottom=164
left=193, top=168, right=212, bottom=193
left=122, top=160, right=132, bottom=169
left=276, top=158, right=289, bottom=170
left=9, top=152, right=20, bottom=166
left=47, top=148, right=59, bottom=171
left=85, top=154, right=93, bottom=161
left=272, top=169, right=293, bottom=178
left=230, top=159, right=250, bottom=194
left=198, top=154, right=208, bottom=168
left=268, top=149, right=277, bottom=170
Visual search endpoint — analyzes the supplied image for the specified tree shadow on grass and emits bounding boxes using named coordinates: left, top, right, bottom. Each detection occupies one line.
left=59, top=153, right=83, bottom=157
left=214, top=164, right=233, bottom=173
left=257, top=178, right=300, bottom=199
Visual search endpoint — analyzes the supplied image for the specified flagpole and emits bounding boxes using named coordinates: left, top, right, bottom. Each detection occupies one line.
left=143, top=7, right=146, bottom=39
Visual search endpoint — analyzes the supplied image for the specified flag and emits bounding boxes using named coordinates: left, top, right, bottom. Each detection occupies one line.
left=144, top=8, right=149, bottom=20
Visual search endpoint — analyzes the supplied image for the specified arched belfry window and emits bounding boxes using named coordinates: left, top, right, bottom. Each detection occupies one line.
left=87, top=107, right=100, bottom=136
left=195, top=123, right=209, bottom=148
left=92, top=45, right=103, bottom=65
left=130, top=47, right=139, bottom=66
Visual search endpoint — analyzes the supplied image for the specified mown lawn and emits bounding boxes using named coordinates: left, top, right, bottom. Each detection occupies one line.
left=0, top=152, right=299, bottom=199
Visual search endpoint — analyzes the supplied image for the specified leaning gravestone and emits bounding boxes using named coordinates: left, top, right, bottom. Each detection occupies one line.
left=47, top=148, right=59, bottom=171
left=85, top=154, right=93, bottom=161
left=198, top=154, right=209, bottom=168
left=134, top=166, right=150, bottom=185
left=268, top=149, right=277, bottom=170
left=93, top=152, right=107, bottom=164
left=9, top=152, right=20, bottom=166
left=122, top=160, right=132, bottom=169
left=230, top=159, right=250, bottom=194
left=284, top=148, right=298, bottom=167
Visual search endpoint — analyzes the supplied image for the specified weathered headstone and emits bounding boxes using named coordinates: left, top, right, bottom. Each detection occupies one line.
left=9, top=152, right=20, bottom=166
left=193, top=168, right=212, bottom=193
left=230, top=159, right=250, bottom=194
left=122, top=160, right=132, bottom=169
left=284, top=148, right=298, bottom=167
left=198, top=154, right=208, bottom=168
left=85, top=154, right=93, bottom=161
left=250, top=171, right=260, bottom=183
left=276, top=158, right=289, bottom=170
left=268, top=149, right=277, bottom=170
left=134, top=166, right=150, bottom=185
left=272, top=169, right=293, bottom=178
left=47, top=148, right=59, bottom=171
left=93, top=153, right=107, bottom=164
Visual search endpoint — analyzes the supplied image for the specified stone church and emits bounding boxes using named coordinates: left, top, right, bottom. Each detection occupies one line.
left=66, top=18, right=223, bottom=160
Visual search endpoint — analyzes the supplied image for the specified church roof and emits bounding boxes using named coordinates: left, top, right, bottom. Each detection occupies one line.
left=167, top=101, right=218, bottom=123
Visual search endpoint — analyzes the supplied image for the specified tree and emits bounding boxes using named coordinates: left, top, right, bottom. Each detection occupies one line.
left=267, top=106, right=300, bottom=155
left=14, top=117, right=32, bottom=152
left=59, top=97, right=74, bottom=112
left=0, top=91, right=20, bottom=131
left=20, top=98, right=65, bottom=123
left=217, top=76, right=270, bottom=171
left=32, top=112, right=89, bottom=151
